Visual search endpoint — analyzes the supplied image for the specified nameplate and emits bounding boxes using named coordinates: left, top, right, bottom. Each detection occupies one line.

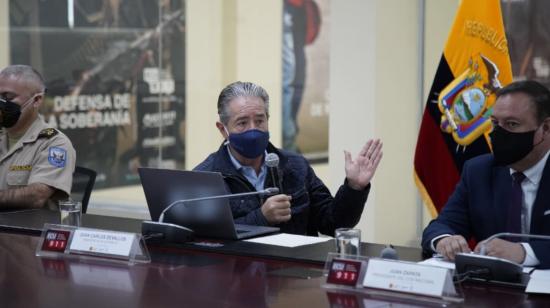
left=36, top=224, right=151, bottom=264
left=326, top=258, right=365, bottom=286
left=363, top=258, right=456, bottom=297
left=69, top=229, right=135, bottom=257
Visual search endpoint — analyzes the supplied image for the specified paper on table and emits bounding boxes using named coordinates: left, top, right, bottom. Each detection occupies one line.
left=417, top=257, right=456, bottom=270
left=244, top=233, right=331, bottom=247
left=526, top=270, right=550, bottom=294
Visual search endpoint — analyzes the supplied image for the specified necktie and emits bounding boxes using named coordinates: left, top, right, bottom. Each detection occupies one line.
left=507, top=172, right=526, bottom=233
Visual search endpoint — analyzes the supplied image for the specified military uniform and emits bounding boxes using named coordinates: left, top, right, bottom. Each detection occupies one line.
left=0, top=115, right=76, bottom=209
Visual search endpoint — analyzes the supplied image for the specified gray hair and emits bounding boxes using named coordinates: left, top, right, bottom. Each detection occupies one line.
left=217, top=81, right=270, bottom=124
left=0, top=65, right=46, bottom=93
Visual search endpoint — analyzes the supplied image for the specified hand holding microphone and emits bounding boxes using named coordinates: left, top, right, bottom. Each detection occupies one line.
left=261, top=194, right=292, bottom=224
left=263, top=152, right=292, bottom=224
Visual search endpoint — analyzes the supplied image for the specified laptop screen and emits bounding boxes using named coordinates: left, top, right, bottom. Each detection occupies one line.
left=138, top=168, right=230, bottom=222
left=139, top=167, right=280, bottom=240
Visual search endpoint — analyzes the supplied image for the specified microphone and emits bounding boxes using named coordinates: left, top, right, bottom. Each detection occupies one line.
left=142, top=187, right=279, bottom=244
left=158, top=187, right=279, bottom=222
left=379, top=244, right=398, bottom=260
left=265, top=153, right=283, bottom=194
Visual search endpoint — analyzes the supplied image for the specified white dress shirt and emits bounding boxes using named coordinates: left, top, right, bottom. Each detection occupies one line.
left=227, top=145, right=268, bottom=192
left=510, top=149, right=550, bottom=266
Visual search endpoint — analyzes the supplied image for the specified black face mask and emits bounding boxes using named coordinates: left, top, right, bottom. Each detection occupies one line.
left=0, top=97, right=22, bottom=128
left=490, top=125, right=537, bottom=166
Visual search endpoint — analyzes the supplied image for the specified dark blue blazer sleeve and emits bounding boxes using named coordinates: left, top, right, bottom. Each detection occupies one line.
left=421, top=160, right=473, bottom=253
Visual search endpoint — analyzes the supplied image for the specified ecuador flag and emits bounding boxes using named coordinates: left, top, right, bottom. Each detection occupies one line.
left=414, top=0, right=512, bottom=217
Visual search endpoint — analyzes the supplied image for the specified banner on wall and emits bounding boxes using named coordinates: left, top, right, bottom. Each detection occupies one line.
left=282, top=0, right=329, bottom=163
left=9, top=0, right=186, bottom=188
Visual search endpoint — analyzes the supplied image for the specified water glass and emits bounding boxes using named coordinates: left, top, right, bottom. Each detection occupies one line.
left=335, top=228, right=361, bottom=256
left=59, top=200, right=82, bottom=227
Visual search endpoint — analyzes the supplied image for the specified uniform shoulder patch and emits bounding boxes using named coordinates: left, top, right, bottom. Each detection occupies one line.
left=38, top=128, right=58, bottom=139
left=48, top=147, right=67, bottom=168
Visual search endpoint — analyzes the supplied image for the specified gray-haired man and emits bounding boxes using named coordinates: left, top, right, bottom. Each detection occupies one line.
left=194, top=81, right=382, bottom=236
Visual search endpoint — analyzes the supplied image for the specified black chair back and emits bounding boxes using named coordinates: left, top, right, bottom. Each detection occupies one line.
left=71, top=166, right=97, bottom=213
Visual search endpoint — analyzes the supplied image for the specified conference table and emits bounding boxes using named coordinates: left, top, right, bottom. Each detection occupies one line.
left=0, top=209, right=548, bottom=307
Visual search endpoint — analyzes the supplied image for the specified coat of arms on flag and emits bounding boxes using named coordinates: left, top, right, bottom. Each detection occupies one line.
left=438, top=54, right=503, bottom=147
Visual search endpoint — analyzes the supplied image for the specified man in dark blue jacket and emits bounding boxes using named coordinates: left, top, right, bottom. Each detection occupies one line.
left=422, top=80, right=550, bottom=268
left=194, top=81, right=382, bottom=236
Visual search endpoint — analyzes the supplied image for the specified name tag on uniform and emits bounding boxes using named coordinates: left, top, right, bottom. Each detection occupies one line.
left=9, top=165, right=32, bottom=171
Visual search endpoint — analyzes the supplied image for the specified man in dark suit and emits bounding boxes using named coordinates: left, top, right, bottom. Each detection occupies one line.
left=422, top=80, right=550, bottom=268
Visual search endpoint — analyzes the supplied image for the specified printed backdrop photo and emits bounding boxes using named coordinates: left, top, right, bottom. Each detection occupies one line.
left=9, top=0, right=186, bottom=188
left=282, top=0, right=329, bottom=163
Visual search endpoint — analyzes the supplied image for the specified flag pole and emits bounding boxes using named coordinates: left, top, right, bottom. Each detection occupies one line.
left=416, top=0, right=427, bottom=242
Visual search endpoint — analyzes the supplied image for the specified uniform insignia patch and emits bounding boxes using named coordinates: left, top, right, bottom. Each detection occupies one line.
left=39, top=128, right=58, bottom=139
left=48, top=147, right=67, bottom=168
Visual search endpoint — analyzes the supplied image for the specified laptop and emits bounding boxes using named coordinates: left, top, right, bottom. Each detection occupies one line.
left=138, top=168, right=279, bottom=240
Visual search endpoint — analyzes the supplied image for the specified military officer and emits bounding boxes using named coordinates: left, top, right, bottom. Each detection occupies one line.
left=0, top=65, right=75, bottom=210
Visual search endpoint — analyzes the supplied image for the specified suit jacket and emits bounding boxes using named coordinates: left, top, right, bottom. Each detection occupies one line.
left=422, top=153, right=550, bottom=268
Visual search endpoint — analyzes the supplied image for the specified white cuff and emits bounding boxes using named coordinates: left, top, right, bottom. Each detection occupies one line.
left=520, top=243, right=540, bottom=266
left=430, top=234, right=452, bottom=252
